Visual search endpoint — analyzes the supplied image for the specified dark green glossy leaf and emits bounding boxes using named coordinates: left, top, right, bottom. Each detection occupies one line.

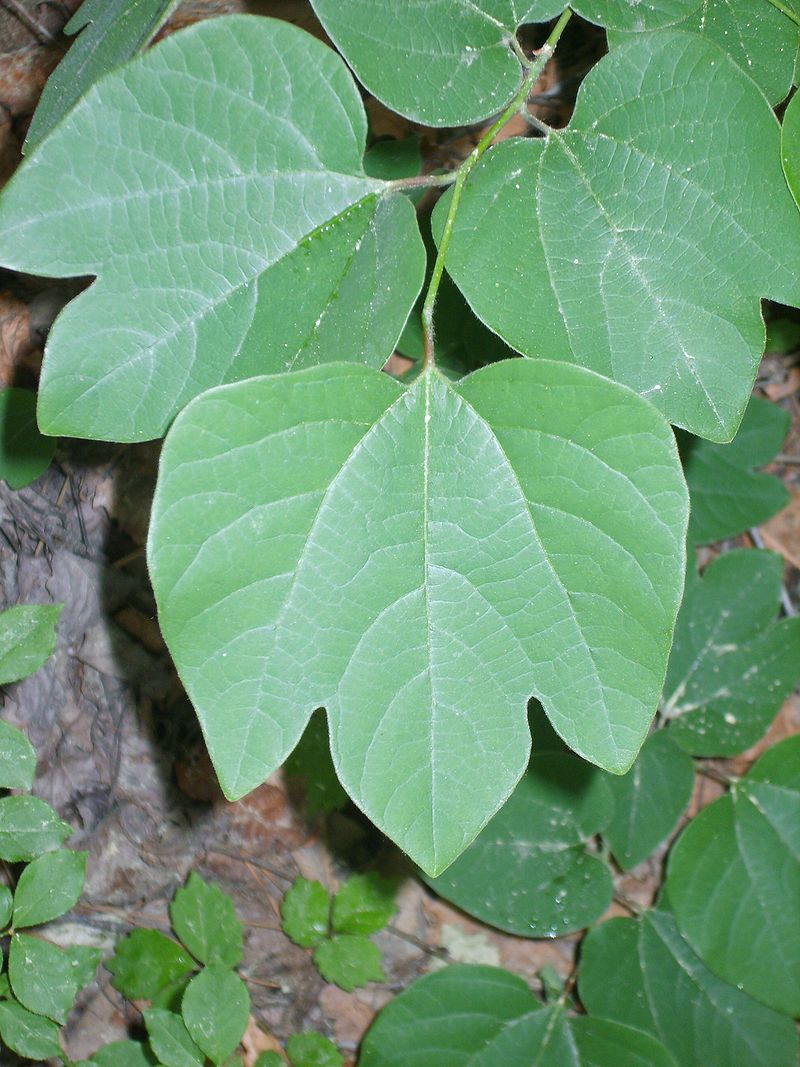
left=663, top=550, right=800, bottom=756
left=0, top=720, right=36, bottom=790
left=181, top=965, right=250, bottom=1065
left=285, top=1031, right=343, bottom=1067
left=13, top=849, right=87, bottom=928
left=603, top=732, right=695, bottom=870
left=0, top=604, right=62, bottom=686
left=313, top=935, right=384, bottom=992
left=424, top=753, right=613, bottom=937
left=681, top=396, right=789, bottom=544
left=441, top=32, right=800, bottom=441
left=107, top=928, right=195, bottom=1001
left=667, top=735, right=800, bottom=1015
left=25, top=0, right=177, bottom=151
left=170, top=871, right=243, bottom=968
left=579, top=909, right=799, bottom=1067
left=0, top=388, right=55, bottom=490
left=144, top=1007, right=205, bottom=1067
left=0, top=998, right=62, bottom=1059
left=281, top=878, right=330, bottom=949
left=0, top=17, right=423, bottom=443
left=149, top=360, right=687, bottom=875
left=91, top=1041, right=158, bottom=1067
left=0, top=796, right=72, bottom=862
left=9, top=933, right=83, bottom=1023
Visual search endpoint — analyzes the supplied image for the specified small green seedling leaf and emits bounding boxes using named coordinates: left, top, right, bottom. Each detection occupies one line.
left=0, top=998, right=62, bottom=1060
left=13, top=849, right=87, bottom=928
left=149, top=360, right=687, bottom=875
left=580, top=909, right=799, bottom=1067
left=107, top=929, right=195, bottom=1001
left=281, top=878, right=330, bottom=949
left=331, top=874, right=396, bottom=937
left=254, top=1055, right=284, bottom=1067
left=0, top=796, right=72, bottom=862
left=285, top=1032, right=343, bottom=1067
left=9, top=933, right=85, bottom=1023
left=441, top=32, right=800, bottom=441
left=0, top=388, right=55, bottom=489
left=424, top=753, right=613, bottom=938
left=0, top=604, right=62, bottom=686
left=0, top=17, right=423, bottom=442
left=313, top=935, right=384, bottom=992
left=0, top=720, right=36, bottom=790
left=0, top=885, right=12, bottom=929
left=170, top=871, right=243, bottom=968
left=24, top=0, right=178, bottom=151
left=360, top=963, right=675, bottom=1066
left=667, top=735, right=800, bottom=1016
left=284, top=712, right=348, bottom=818
left=681, top=396, right=790, bottom=545
left=603, top=732, right=695, bottom=870
left=663, top=550, right=800, bottom=756
left=144, top=1007, right=205, bottom=1067
left=609, top=0, right=800, bottom=104
left=181, top=965, right=250, bottom=1065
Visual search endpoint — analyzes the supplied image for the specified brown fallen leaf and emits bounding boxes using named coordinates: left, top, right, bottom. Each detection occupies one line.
left=760, top=490, right=800, bottom=569
left=242, top=1015, right=286, bottom=1066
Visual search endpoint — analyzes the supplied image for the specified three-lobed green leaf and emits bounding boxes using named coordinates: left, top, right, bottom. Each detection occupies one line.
left=149, top=359, right=687, bottom=874
left=331, top=873, right=396, bottom=937
left=440, top=31, right=800, bottom=441
left=281, top=878, right=330, bottom=949
left=0, top=16, right=424, bottom=442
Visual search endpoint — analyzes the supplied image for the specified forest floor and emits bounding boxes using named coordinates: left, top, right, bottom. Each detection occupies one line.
left=1, top=2, right=799, bottom=1063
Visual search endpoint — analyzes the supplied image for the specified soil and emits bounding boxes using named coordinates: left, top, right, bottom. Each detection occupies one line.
left=0, top=3, right=798, bottom=1064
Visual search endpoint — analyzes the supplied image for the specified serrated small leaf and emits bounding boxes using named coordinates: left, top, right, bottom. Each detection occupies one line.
left=0, top=17, right=423, bottom=443
left=149, top=359, right=687, bottom=875
left=91, top=1041, right=158, bottom=1067
left=286, top=1031, right=343, bottom=1067
left=681, top=396, right=789, bottom=544
left=25, top=0, right=177, bottom=151
left=144, top=1007, right=205, bottom=1067
left=667, top=735, right=800, bottom=1015
left=424, top=753, right=613, bottom=938
left=281, top=878, right=330, bottom=949
left=181, top=965, right=250, bottom=1065
left=609, top=0, right=800, bottom=104
left=13, top=849, right=87, bottom=928
left=579, top=910, right=799, bottom=1067
left=0, top=388, right=55, bottom=490
left=284, top=712, right=348, bottom=817
left=170, top=871, right=243, bottom=967
left=360, top=964, right=675, bottom=1066
left=0, top=998, right=62, bottom=1060
left=0, top=720, right=36, bottom=790
left=0, top=604, right=62, bottom=686
left=663, top=550, right=800, bottom=756
left=9, top=933, right=85, bottom=1023
left=313, top=935, right=384, bottom=992
left=331, top=874, right=396, bottom=937
left=107, top=929, right=195, bottom=1001
left=0, top=796, right=72, bottom=862
left=0, top=885, right=12, bottom=929
left=603, top=732, right=695, bottom=870
left=441, top=32, right=800, bottom=441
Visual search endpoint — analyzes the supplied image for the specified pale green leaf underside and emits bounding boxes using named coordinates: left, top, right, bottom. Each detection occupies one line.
left=579, top=911, right=799, bottom=1067
left=148, top=359, right=687, bottom=875
left=609, top=0, right=800, bottom=105
left=663, top=550, right=800, bottom=756
left=0, top=16, right=423, bottom=442
left=442, top=31, right=800, bottom=441
left=360, top=964, right=675, bottom=1066
left=667, top=735, right=800, bottom=1016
